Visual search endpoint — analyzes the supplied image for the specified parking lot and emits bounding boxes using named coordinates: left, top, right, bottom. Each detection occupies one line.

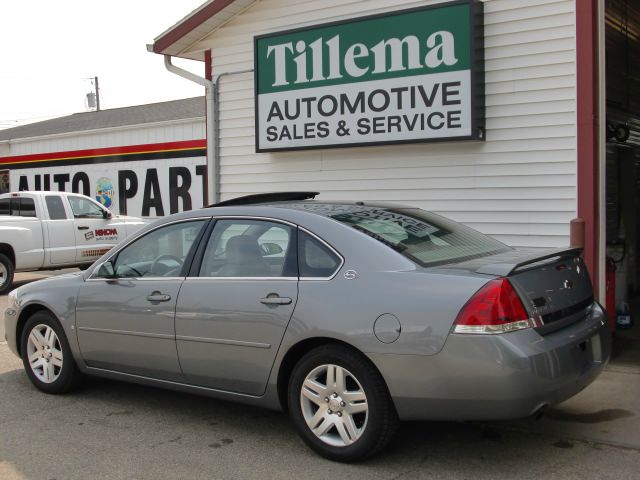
left=1, top=272, right=639, bottom=479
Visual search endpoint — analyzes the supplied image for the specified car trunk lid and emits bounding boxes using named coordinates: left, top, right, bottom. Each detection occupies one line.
left=433, top=247, right=594, bottom=335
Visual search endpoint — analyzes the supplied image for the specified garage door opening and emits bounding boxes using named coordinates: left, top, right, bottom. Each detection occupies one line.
left=605, top=0, right=640, bottom=364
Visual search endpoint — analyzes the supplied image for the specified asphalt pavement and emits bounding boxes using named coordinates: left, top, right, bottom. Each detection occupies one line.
left=1, top=271, right=639, bottom=479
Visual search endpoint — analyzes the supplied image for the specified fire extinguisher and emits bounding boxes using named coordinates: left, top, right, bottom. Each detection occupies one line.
left=605, top=257, right=616, bottom=333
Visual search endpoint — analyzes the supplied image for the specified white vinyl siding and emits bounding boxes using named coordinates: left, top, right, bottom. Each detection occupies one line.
left=7, top=119, right=205, bottom=157
left=190, top=0, right=577, bottom=248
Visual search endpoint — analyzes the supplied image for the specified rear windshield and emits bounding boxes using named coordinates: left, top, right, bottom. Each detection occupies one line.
left=328, top=206, right=511, bottom=267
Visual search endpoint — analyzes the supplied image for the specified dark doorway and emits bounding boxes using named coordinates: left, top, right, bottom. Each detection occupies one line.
left=605, top=0, right=640, bottom=362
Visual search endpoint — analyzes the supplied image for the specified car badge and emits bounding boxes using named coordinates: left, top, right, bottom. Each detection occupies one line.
left=344, top=270, right=358, bottom=280
left=564, top=279, right=574, bottom=289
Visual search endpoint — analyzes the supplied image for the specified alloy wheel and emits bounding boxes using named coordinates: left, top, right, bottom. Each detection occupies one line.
left=299, top=364, right=368, bottom=447
left=26, top=324, right=64, bottom=384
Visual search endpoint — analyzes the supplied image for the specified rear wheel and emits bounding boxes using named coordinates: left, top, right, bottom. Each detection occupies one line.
left=20, top=311, right=82, bottom=394
left=288, top=345, right=398, bottom=462
left=0, top=253, right=14, bottom=294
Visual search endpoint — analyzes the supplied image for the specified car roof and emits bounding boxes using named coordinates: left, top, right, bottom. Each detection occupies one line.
left=200, top=200, right=416, bottom=217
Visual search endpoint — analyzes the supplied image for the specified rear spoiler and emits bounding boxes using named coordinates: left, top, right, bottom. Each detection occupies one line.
left=476, top=247, right=583, bottom=276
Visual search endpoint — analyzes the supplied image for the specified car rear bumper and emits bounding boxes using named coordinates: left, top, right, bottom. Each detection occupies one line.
left=369, top=302, right=611, bottom=421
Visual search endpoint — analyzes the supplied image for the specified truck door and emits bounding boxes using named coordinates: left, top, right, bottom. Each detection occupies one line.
left=67, top=195, right=122, bottom=263
left=42, top=194, right=76, bottom=264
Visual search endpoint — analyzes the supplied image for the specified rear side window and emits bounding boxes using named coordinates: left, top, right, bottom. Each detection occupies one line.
left=298, top=231, right=341, bottom=278
left=0, top=198, right=9, bottom=215
left=329, top=207, right=511, bottom=267
left=45, top=196, right=67, bottom=220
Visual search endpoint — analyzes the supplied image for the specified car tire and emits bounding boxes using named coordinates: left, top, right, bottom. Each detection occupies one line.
left=20, top=310, right=83, bottom=394
left=288, top=344, right=398, bottom=462
left=0, top=253, right=15, bottom=295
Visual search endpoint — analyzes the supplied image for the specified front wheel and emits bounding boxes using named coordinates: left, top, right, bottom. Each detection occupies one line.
left=20, top=311, right=82, bottom=394
left=0, top=253, right=14, bottom=294
left=288, top=345, right=398, bottom=462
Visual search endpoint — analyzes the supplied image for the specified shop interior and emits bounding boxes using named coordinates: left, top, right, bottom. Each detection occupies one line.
left=605, top=0, right=640, bottom=360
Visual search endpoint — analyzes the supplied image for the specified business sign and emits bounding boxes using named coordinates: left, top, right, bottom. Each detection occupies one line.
left=254, top=0, right=484, bottom=152
left=10, top=158, right=208, bottom=218
left=2, top=140, right=208, bottom=218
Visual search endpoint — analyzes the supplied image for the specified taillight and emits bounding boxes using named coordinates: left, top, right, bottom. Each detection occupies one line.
left=453, top=278, right=531, bottom=334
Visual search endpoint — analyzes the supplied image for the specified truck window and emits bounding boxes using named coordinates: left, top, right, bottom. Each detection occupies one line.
left=45, top=195, right=68, bottom=220
left=68, top=196, right=104, bottom=218
left=19, top=198, right=36, bottom=217
left=0, top=198, right=9, bottom=215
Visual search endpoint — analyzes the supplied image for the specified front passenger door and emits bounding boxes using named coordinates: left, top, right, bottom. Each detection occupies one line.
left=76, top=219, right=208, bottom=381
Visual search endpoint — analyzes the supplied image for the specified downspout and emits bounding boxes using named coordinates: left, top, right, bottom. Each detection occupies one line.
left=163, top=55, right=217, bottom=204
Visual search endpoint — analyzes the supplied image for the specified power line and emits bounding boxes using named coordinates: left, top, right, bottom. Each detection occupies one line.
left=0, top=112, right=78, bottom=124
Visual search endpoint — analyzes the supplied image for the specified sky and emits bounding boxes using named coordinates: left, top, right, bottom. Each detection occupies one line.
left=0, top=0, right=208, bottom=129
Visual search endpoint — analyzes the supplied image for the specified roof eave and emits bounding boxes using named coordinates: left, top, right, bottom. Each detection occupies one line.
left=151, top=0, right=240, bottom=61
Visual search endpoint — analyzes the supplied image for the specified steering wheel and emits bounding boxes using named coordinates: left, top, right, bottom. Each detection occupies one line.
left=149, top=254, right=184, bottom=276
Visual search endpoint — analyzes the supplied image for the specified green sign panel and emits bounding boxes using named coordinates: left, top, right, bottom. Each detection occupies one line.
left=254, top=1, right=484, bottom=152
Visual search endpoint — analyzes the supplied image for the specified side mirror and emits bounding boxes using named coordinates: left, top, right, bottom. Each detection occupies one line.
left=95, top=261, right=116, bottom=279
left=261, top=242, right=283, bottom=255
left=103, top=209, right=112, bottom=219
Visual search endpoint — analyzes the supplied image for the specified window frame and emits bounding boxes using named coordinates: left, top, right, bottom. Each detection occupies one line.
left=88, top=217, right=212, bottom=281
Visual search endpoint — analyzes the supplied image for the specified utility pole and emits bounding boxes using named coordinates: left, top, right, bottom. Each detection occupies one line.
left=94, top=76, right=101, bottom=111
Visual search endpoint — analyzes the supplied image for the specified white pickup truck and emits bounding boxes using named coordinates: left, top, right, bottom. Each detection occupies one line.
left=0, top=191, right=146, bottom=293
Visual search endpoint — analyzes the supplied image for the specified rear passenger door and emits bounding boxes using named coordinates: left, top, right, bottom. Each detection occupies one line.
left=175, top=218, right=298, bottom=395
left=42, top=195, right=76, bottom=265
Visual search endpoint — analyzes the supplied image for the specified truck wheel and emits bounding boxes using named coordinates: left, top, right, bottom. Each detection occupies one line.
left=0, top=253, right=14, bottom=294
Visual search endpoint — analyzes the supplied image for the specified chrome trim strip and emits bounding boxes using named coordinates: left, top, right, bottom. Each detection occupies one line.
left=453, top=319, right=534, bottom=335
left=86, top=276, right=185, bottom=283
left=77, top=326, right=174, bottom=340
left=175, top=335, right=271, bottom=349
left=184, top=276, right=297, bottom=282
left=84, top=366, right=262, bottom=399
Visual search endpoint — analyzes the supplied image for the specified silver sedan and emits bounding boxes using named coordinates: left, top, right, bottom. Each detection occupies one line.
left=3, top=193, right=611, bottom=461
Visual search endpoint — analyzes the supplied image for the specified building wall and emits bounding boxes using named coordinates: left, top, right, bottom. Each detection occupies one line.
left=5, top=119, right=205, bottom=156
left=1, top=118, right=207, bottom=217
left=190, top=0, right=577, bottom=248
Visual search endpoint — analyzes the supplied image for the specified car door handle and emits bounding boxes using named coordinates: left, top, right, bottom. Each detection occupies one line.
left=147, top=292, right=171, bottom=302
left=77, top=226, right=89, bottom=230
left=260, top=296, right=292, bottom=305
